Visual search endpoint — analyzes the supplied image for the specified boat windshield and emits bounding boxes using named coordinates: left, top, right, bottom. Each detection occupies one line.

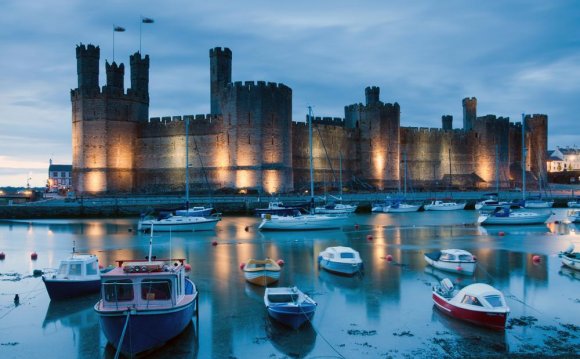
left=69, top=263, right=82, bottom=276
left=461, top=294, right=483, bottom=307
left=86, top=261, right=98, bottom=275
left=268, top=294, right=299, bottom=303
left=484, top=295, right=504, bottom=308
left=58, top=263, right=67, bottom=275
left=458, top=254, right=473, bottom=261
left=340, top=252, right=355, bottom=259
left=104, top=279, right=134, bottom=302
left=141, top=279, right=172, bottom=300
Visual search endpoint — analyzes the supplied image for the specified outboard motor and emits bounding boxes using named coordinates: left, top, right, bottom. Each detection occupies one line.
left=441, top=278, right=454, bottom=294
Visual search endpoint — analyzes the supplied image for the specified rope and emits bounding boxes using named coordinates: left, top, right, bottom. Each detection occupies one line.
left=114, top=310, right=132, bottom=359
left=0, top=277, right=44, bottom=320
left=299, top=296, right=346, bottom=359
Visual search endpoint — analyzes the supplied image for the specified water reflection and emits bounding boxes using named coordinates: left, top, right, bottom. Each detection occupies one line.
left=265, top=317, right=316, bottom=358
left=477, top=224, right=550, bottom=236
left=558, top=266, right=580, bottom=281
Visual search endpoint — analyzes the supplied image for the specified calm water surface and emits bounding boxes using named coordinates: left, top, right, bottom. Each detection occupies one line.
left=0, top=210, right=579, bottom=358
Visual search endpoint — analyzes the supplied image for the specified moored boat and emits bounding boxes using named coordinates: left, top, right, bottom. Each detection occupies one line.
left=432, top=278, right=509, bottom=330
left=568, top=210, right=580, bottom=223
left=383, top=200, right=421, bottom=213
left=94, top=257, right=198, bottom=356
left=318, top=246, right=363, bottom=275
left=138, top=214, right=220, bottom=232
left=424, top=200, right=466, bottom=211
left=561, top=244, right=580, bottom=271
left=478, top=206, right=551, bottom=225
left=175, top=206, right=213, bottom=217
left=258, top=213, right=348, bottom=231
left=264, top=287, right=317, bottom=329
left=255, top=202, right=302, bottom=217
left=568, top=197, right=580, bottom=208
left=42, top=252, right=102, bottom=300
left=243, top=258, right=281, bottom=286
left=523, top=197, right=554, bottom=209
left=424, top=249, right=476, bottom=275
left=314, top=202, right=357, bottom=215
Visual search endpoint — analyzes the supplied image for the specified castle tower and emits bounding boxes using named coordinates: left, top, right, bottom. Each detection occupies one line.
left=345, top=87, right=400, bottom=190
left=365, top=86, right=380, bottom=106
left=442, top=115, right=453, bottom=130
left=105, top=61, right=124, bottom=94
left=525, top=114, right=548, bottom=184
left=462, top=97, right=477, bottom=131
left=130, top=52, right=150, bottom=98
left=210, top=47, right=232, bottom=115
left=76, top=44, right=100, bottom=95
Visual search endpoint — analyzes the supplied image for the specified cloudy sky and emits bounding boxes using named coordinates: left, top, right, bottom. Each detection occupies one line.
left=1, top=0, right=579, bottom=187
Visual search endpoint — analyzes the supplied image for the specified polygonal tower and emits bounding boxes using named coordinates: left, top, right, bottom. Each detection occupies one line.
left=210, top=47, right=232, bottom=115
left=462, top=97, right=477, bottom=131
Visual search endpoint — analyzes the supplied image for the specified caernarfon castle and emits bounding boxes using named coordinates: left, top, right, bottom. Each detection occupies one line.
left=71, top=44, right=547, bottom=195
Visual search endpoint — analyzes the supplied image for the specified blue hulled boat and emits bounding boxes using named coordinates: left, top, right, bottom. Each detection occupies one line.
left=264, top=287, right=317, bottom=329
left=42, top=253, right=102, bottom=300
left=318, top=246, right=363, bottom=275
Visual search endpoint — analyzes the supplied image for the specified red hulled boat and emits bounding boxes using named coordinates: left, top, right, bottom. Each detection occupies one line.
left=432, top=278, right=509, bottom=330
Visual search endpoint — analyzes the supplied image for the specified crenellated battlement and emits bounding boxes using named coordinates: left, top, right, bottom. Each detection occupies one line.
left=293, top=116, right=345, bottom=127
left=225, top=80, right=291, bottom=93
left=209, top=47, right=232, bottom=58
left=76, top=43, right=100, bottom=58
left=148, top=113, right=220, bottom=124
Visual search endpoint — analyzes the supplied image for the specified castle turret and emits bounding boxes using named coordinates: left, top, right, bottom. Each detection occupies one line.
left=210, top=47, right=232, bottom=115
left=105, top=61, right=124, bottom=94
left=442, top=115, right=453, bottom=130
left=76, top=44, right=100, bottom=95
left=462, top=97, right=477, bottom=131
left=365, top=86, right=380, bottom=106
left=130, top=52, right=150, bottom=98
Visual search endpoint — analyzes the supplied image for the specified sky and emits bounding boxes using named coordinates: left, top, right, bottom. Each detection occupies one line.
left=1, top=0, right=579, bottom=187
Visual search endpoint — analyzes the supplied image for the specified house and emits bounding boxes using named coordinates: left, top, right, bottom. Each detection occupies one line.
left=48, top=160, right=72, bottom=192
left=547, top=147, right=579, bottom=173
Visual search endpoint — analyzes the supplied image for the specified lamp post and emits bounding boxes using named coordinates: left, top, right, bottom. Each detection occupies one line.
left=140, top=17, right=154, bottom=54
left=113, top=25, right=126, bottom=62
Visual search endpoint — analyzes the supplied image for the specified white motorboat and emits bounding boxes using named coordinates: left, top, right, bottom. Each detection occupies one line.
left=424, top=249, right=476, bottom=275
left=383, top=201, right=421, bottom=213
left=432, top=278, right=509, bottom=330
left=138, top=214, right=220, bottom=232
left=524, top=198, right=554, bottom=209
left=42, top=252, right=102, bottom=300
left=318, top=246, right=363, bottom=275
left=258, top=213, right=347, bottom=231
left=314, top=203, right=357, bottom=214
left=424, top=200, right=466, bottom=211
left=478, top=207, right=551, bottom=225
left=561, top=244, right=580, bottom=271
left=568, top=198, right=580, bottom=209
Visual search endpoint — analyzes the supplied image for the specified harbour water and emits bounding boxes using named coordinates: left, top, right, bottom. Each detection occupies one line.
left=0, top=210, right=579, bottom=358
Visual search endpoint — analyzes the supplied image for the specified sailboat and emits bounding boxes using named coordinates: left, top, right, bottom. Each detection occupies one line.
left=475, top=145, right=515, bottom=211
left=425, top=149, right=466, bottom=211
left=137, top=117, right=220, bottom=232
left=314, top=152, right=357, bottom=214
left=383, top=152, right=421, bottom=213
left=259, top=107, right=348, bottom=231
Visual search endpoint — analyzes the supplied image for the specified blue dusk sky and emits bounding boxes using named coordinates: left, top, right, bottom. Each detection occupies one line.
left=1, top=1, right=579, bottom=187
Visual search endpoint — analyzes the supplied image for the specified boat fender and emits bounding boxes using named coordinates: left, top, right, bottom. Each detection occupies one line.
left=366, top=235, right=373, bottom=241
left=32, top=269, right=43, bottom=276
left=472, top=255, right=477, bottom=261
left=31, top=252, right=38, bottom=260
left=239, top=262, right=245, bottom=270
left=184, top=264, right=192, bottom=271
left=386, top=254, right=393, bottom=262
left=498, top=231, right=505, bottom=236
left=277, top=259, right=285, bottom=267
left=456, top=266, right=462, bottom=272
left=532, top=255, right=541, bottom=263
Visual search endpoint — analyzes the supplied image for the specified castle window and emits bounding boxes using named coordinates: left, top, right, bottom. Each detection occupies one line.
left=271, top=136, right=274, bottom=145
left=248, top=112, right=251, bottom=126
left=228, top=114, right=231, bottom=126
left=248, top=135, right=251, bottom=144
left=227, top=133, right=229, bottom=144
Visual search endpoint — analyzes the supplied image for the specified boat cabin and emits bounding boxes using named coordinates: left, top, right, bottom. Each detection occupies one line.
left=436, top=249, right=474, bottom=263
left=100, top=260, right=188, bottom=308
left=54, top=254, right=100, bottom=280
left=449, top=282, right=507, bottom=310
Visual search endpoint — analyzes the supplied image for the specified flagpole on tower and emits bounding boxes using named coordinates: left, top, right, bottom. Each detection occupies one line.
left=140, top=16, right=154, bottom=54
left=113, top=25, right=126, bottom=62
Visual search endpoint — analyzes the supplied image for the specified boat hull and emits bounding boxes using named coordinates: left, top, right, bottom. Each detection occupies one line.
left=424, top=256, right=476, bottom=275
left=478, top=212, right=550, bottom=225
left=42, top=277, right=101, bottom=300
left=383, top=204, right=421, bottom=213
left=319, top=258, right=362, bottom=275
left=267, top=303, right=316, bottom=329
left=138, top=218, right=219, bottom=232
left=258, top=215, right=346, bottom=231
left=561, top=253, right=580, bottom=271
left=95, top=280, right=197, bottom=356
left=424, top=203, right=466, bottom=211
left=432, top=292, right=507, bottom=330
left=244, top=271, right=280, bottom=286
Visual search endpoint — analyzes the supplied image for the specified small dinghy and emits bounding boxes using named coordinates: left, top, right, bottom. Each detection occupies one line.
left=243, top=258, right=281, bottom=286
left=318, top=246, right=363, bottom=275
left=264, top=287, right=317, bottom=329
left=424, top=249, right=476, bottom=275
left=42, top=253, right=102, bottom=300
left=561, top=244, right=580, bottom=271
left=432, top=278, right=510, bottom=330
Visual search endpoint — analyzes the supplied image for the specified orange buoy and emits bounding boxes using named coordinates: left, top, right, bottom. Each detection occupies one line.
left=498, top=231, right=505, bottom=236
left=0, top=252, right=5, bottom=260
left=212, top=240, right=218, bottom=246
left=31, top=252, right=38, bottom=260
left=98, top=264, right=104, bottom=269
left=532, top=255, right=541, bottom=263
left=456, top=266, right=463, bottom=271
left=277, top=259, right=285, bottom=267
left=366, top=234, right=373, bottom=241
left=239, top=262, right=246, bottom=270
left=386, top=254, right=393, bottom=262
left=184, top=264, right=192, bottom=271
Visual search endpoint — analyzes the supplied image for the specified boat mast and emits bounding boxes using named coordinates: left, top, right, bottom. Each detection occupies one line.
left=495, top=144, right=499, bottom=193
left=185, top=117, right=190, bottom=209
left=404, top=151, right=408, bottom=197
left=308, top=106, right=315, bottom=213
left=148, top=225, right=154, bottom=263
left=521, top=113, right=526, bottom=201
left=339, top=151, right=343, bottom=201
